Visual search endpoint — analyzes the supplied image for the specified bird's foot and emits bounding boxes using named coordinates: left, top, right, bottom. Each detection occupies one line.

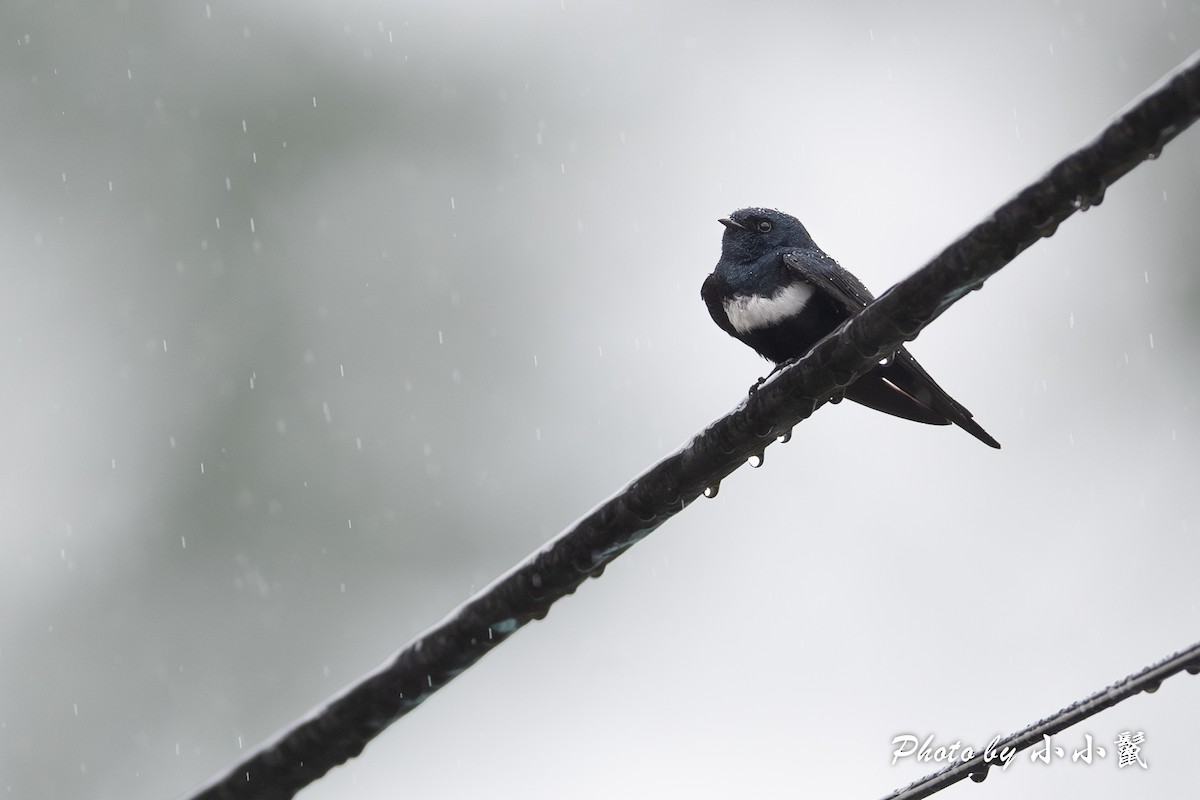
left=747, top=362, right=790, bottom=397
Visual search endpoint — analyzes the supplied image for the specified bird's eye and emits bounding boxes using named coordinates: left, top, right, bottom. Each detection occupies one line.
left=756, top=220, right=773, bottom=233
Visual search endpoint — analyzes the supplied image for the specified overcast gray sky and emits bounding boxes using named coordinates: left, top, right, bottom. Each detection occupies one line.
left=3, top=2, right=1199, bottom=798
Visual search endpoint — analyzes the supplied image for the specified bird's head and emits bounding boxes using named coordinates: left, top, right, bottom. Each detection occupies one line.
left=717, top=207, right=815, bottom=262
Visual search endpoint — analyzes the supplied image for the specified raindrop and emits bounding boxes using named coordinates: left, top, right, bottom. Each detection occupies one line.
left=779, top=428, right=793, bottom=444
left=748, top=452, right=764, bottom=468
left=829, top=364, right=856, bottom=387
left=703, top=482, right=720, bottom=499
left=1033, top=215, right=1059, bottom=237
left=829, top=390, right=845, bottom=405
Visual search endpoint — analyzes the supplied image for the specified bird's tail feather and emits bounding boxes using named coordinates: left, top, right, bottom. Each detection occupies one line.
left=847, top=349, right=1001, bottom=449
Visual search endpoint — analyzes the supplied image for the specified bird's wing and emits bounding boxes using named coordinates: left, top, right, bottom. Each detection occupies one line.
left=700, top=272, right=739, bottom=337
left=781, top=250, right=876, bottom=313
left=783, top=250, right=1001, bottom=448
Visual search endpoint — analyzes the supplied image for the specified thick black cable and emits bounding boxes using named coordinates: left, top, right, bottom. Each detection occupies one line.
left=184, top=51, right=1200, bottom=800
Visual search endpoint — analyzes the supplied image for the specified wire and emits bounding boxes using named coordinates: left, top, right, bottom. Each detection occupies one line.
left=183, top=50, right=1200, bottom=800
left=882, top=640, right=1200, bottom=800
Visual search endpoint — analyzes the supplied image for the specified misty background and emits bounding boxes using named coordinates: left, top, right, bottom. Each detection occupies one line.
left=3, top=2, right=1199, bottom=798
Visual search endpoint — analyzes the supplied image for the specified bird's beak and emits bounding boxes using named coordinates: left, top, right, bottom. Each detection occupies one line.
left=718, top=217, right=746, bottom=231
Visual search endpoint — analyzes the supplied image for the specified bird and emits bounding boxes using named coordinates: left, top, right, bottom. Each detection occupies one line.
left=701, top=207, right=1000, bottom=449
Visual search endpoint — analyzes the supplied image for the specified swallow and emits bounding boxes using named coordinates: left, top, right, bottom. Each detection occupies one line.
left=701, top=207, right=1000, bottom=448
